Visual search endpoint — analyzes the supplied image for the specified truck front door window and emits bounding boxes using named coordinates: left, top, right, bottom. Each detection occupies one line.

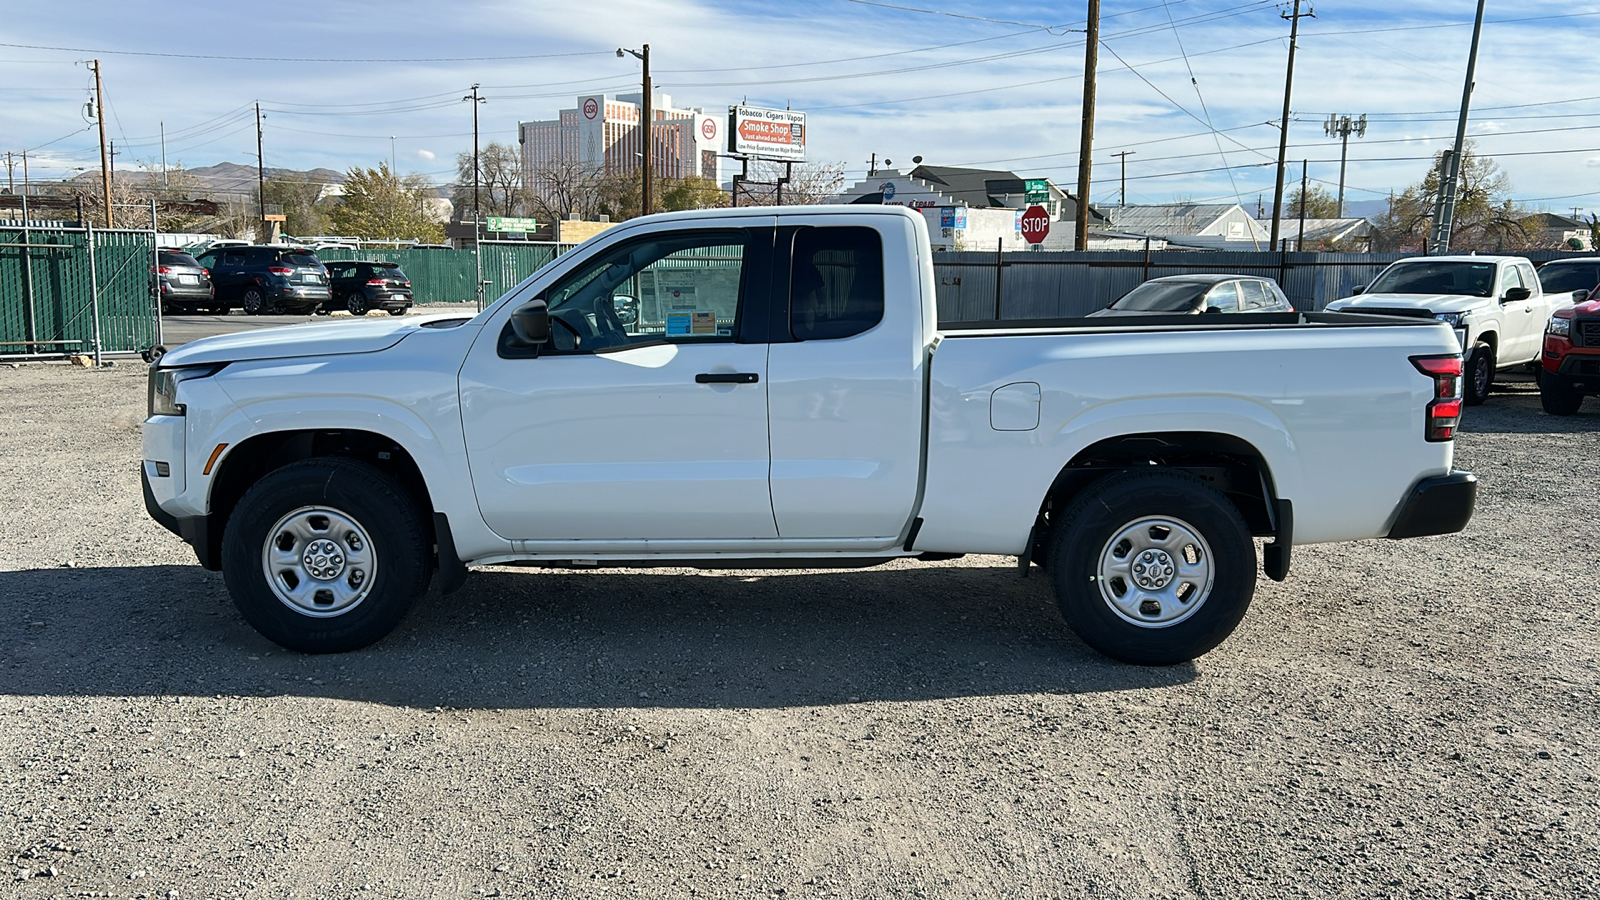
left=543, top=232, right=747, bottom=353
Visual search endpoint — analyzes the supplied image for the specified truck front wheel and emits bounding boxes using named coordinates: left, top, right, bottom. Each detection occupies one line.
left=221, top=459, right=432, bottom=653
left=1048, top=470, right=1256, bottom=665
left=1464, top=342, right=1494, bottom=406
left=1539, top=374, right=1585, bottom=416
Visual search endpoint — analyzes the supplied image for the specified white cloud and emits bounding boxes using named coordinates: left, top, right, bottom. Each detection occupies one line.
left=416, top=149, right=436, bottom=160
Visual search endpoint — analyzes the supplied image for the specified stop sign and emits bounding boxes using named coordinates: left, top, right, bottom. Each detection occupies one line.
left=1019, top=205, right=1050, bottom=244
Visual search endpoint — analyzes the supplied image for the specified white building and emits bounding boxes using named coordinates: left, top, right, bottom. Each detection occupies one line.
left=519, top=93, right=724, bottom=210
left=829, top=165, right=1108, bottom=251
left=1104, top=203, right=1270, bottom=249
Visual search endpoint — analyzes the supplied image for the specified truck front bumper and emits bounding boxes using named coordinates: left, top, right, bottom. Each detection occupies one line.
left=142, top=466, right=217, bottom=570
left=1386, top=471, right=1477, bottom=539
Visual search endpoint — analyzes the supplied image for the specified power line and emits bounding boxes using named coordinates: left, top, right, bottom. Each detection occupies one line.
left=0, top=41, right=616, bottom=63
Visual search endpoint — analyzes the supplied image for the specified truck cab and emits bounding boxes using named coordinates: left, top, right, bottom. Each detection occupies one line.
left=1326, top=255, right=1559, bottom=405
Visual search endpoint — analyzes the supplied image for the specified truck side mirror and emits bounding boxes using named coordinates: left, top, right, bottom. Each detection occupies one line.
left=1503, top=286, right=1531, bottom=303
left=1574, top=289, right=1590, bottom=303
left=510, top=299, right=551, bottom=345
left=1351, top=284, right=1366, bottom=295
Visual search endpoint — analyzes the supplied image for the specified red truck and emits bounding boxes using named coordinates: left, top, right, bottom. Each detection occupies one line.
left=1539, top=269, right=1600, bottom=415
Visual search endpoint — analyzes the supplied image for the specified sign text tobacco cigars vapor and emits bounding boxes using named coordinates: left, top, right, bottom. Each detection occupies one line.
left=728, top=106, right=807, bottom=162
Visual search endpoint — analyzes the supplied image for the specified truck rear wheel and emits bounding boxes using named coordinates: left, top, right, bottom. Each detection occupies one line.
left=1048, top=470, right=1256, bottom=665
left=221, top=459, right=432, bottom=653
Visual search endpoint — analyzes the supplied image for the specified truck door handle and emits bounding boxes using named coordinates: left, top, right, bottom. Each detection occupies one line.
left=695, top=372, right=759, bottom=384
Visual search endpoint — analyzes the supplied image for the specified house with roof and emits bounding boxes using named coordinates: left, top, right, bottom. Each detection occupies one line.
left=1103, top=203, right=1270, bottom=249
left=1522, top=212, right=1592, bottom=250
left=829, top=165, right=1108, bottom=251
left=1270, top=217, right=1376, bottom=252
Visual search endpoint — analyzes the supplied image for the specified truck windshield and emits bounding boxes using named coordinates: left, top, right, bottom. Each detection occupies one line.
left=1538, top=264, right=1600, bottom=295
left=1110, top=281, right=1209, bottom=312
left=1367, top=261, right=1496, bottom=297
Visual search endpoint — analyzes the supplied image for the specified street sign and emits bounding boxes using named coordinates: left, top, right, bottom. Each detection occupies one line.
left=1020, top=205, right=1050, bottom=244
left=728, top=106, right=807, bottom=162
left=487, top=216, right=538, bottom=232
left=1024, top=179, right=1050, bottom=203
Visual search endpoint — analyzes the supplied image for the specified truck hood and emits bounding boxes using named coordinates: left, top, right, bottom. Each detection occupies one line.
left=156, top=314, right=475, bottom=367
left=1556, top=296, right=1600, bottom=318
left=1327, top=293, right=1488, bottom=315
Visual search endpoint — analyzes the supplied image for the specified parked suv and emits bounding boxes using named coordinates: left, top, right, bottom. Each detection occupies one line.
left=192, top=245, right=332, bottom=315
left=324, top=260, right=414, bottom=316
left=1088, top=274, right=1295, bottom=317
left=153, top=249, right=219, bottom=315
left=1539, top=279, right=1600, bottom=416
left=1326, top=255, right=1562, bottom=406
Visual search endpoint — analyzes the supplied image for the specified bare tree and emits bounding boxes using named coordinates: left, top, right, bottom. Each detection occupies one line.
left=526, top=155, right=605, bottom=223
left=452, top=141, right=525, bottom=219
left=734, top=160, right=846, bottom=206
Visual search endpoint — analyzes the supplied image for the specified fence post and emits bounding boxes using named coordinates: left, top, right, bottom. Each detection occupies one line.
left=1278, top=238, right=1289, bottom=290
left=20, top=189, right=36, bottom=352
left=993, top=237, right=1004, bottom=321
left=86, top=222, right=102, bottom=368
left=1142, top=236, right=1151, bottom=282
left=150, top=198, right=163, bottom=349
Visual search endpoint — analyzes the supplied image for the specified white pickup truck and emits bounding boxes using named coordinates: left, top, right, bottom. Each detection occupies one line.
left=142, top=206, right=1477, bottom=665
left=1326, top=255, right=1562, bottom=405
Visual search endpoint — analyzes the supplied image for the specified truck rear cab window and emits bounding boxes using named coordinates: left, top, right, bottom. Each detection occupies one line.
left=790, top=227, right=884, bottom=340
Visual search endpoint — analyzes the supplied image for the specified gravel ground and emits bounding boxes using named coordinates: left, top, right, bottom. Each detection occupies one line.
left=1, top=363, right=1597, bottom=899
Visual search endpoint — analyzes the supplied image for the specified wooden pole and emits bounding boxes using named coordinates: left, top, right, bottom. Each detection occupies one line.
left=93, top=60, right=112, bottom=228
left=1269, top=0, right=1307, bottom=249
left=1074, top=0, right=1099, bottom=250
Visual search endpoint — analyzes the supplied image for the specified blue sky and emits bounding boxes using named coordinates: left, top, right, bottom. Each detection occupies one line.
left=3, top=0, right=1599, bottom=216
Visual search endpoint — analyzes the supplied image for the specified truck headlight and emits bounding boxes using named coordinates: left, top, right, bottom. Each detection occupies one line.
left=1547, top=316, right=1571, bottom=338
left=147, top=365, right=223, bottom=417
left=1434, top=312, right=1468, bottom=328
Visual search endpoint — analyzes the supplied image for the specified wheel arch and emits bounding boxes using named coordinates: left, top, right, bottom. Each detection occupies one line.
left=203, top=428, right=436, bottom=572
left=1033, top=430, right=1283, bottom=561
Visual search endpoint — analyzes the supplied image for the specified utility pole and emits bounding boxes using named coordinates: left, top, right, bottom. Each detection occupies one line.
left=255, top=102, right=266, bottom=225
left=1074, top=0, right=1100, bottom=250
left=1269, top=0, right=1312, bottom=250
left=616, top=47, right=653, bottom=216
left=390, top=136, right=397, bottom=174
left=868, top=153, right=878, bottom=177
left=642, top=45, right=652, bottom=217
left=1431, top=0, right=1486, bottom=255
left=92, top=59, right=112, bottom=228
left=1111, top=150, right=1134, bottom=207
left=5, top=152, right=13, bottom=194
left=463, top=84, right=486, bottom=222
left=1323, top=113, right=1367, bottom=217
left=160, top=121, right=167, bottom=186
left=1297, top=160, right=1308, bottom=251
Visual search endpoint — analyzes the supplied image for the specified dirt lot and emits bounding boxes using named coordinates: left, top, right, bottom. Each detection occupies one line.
left=2, top=362, right=1597, bottom=899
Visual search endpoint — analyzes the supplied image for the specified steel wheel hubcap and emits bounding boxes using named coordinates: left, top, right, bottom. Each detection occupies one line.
left=1097, top=516, right=1214, bottom=628
left=261, top=506, right=376, bottom=617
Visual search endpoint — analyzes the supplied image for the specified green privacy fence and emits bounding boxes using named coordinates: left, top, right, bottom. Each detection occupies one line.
left=313, top=241, right=577, bottom=306
left=0, top=226, right=159, bottom=359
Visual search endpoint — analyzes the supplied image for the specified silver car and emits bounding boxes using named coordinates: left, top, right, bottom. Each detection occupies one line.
left=1089, top=273, right=1295, bottom=317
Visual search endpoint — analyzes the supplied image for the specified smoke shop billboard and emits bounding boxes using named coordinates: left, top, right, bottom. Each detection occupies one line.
left=729, top=106, right=807, bottom=162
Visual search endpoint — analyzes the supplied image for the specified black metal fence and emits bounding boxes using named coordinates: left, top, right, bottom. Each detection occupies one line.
left=932, top=248, right=1595, bottom=322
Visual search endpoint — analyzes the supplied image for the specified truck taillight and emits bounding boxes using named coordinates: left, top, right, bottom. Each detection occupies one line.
left=1412, top=354, right=1463, bottom=442
left=267, top=265, right=294, bottom=275
left=151, top=265, right=171, bottom=275
left=367, top=278, right=387, bottom=285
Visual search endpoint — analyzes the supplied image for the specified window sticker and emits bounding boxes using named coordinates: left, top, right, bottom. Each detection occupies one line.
left=691, top=310, right=718, bottom=334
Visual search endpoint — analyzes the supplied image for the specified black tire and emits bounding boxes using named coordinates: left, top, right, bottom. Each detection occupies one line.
left=387, top=308, right=407, bottom=316
left=221, top=459, right=432, bottom=653
left=346, top=292, right=369, bottom=316
left=241, top=287, right=266, bottom=316
left=1464, top=341, right=1494, bottom=406
left=161, top=301, right=176, bottom=316
left=1540, top=375, right=1585, bottom=416
left=1048, top=470, right=1256, bottom=665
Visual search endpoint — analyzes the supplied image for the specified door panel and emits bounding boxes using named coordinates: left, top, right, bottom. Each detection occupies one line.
left=767, top=216, right=925, bottom=541
left=460, top=343, right=775, bottom=540
left=459, top=225, right=778, bottom=542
